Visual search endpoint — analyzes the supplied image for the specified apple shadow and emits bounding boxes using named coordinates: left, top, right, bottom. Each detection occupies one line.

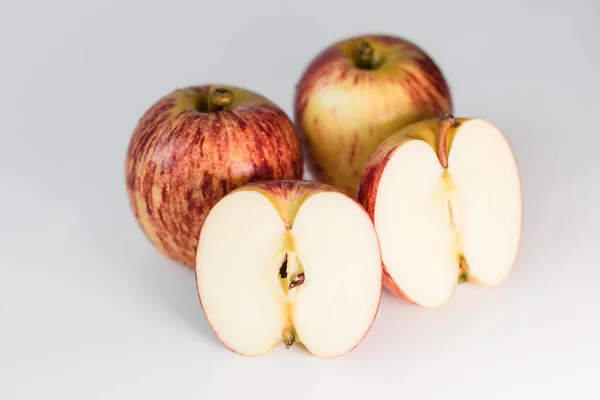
left=360, top=285, right=515, bottom=362
left=139, top=257, right=223, bottom=347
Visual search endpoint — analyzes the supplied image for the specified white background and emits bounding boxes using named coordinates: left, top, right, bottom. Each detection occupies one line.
left=1, top=0, right=599, bottom=398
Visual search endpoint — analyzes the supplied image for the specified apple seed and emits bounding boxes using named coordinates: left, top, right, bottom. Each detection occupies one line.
left=279, top=253, right=288, bottom=279
left=289, top=273, right=305, bottom=289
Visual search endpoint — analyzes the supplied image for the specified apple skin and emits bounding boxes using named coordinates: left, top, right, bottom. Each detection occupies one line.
left=195, top=180, right=382, bottom=357
left=234, top=180, right=349, bottom=229
left=294, top=34, right=453, bottom=195
left=357, top=116, right=465, bottom=303
left=125, top=85, right=303, bottom=268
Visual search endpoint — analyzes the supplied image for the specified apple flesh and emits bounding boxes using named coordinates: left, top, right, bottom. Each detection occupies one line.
left=358, top=115, right=522, bottom=308
left=196, top=180, right=382, bottom=357
left=125, top=85, right=303, bottom=268
left=294, top=34, right=453, bottom=195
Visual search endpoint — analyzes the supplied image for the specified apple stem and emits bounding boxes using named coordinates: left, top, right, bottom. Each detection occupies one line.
left=438, top=113, right=456, bottom=169
left=289, top=273, right=305, bottom=290
left=356, top=41, right=375, bottom=70
left=208, top=88, right=234, bottom=112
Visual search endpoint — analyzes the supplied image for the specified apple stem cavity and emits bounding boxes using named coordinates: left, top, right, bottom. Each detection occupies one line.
left=208, top=87, right=234, bottom=112
left=289, top=273, right=305, bottom=290
left=438, top=113, right=457, bottom=169
left=356, top=41, right=377, bottom=70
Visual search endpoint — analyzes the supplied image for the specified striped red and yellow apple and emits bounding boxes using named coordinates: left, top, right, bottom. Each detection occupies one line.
left=125, top=85, right=303, bottom=268
left=294, top=34, right=453, bottom=195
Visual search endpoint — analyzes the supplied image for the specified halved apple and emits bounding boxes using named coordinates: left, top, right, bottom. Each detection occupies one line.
left=358, top=114, right=523, bottom=308
left=195, top=180, right=382, bottom=357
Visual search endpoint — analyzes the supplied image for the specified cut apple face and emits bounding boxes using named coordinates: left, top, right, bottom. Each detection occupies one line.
left=359, top=116, right=522, bottom=308
left=195, top=181, right=382, bottom=357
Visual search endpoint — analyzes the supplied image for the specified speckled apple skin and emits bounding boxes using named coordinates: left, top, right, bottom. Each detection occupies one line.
left=125, top=85, right=303, bottom=268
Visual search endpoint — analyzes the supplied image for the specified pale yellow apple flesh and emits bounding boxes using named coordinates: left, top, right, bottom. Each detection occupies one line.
left=196, top=187, right=382, bottom=357
left=374, top=119, right=522, bottom=308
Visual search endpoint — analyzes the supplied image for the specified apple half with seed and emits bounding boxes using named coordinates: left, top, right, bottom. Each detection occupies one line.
left=358, top=114, right=523, bottom=308
left=196, top=180, right=382, bottom=357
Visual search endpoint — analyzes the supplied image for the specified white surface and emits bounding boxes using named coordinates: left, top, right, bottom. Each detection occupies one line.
left=1, top=0, right=599, bottom=399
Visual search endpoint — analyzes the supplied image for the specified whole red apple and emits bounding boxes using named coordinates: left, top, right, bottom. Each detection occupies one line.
left=294, top=34, right=453, bottom=195
left=125, top=85, right=303, bottom=268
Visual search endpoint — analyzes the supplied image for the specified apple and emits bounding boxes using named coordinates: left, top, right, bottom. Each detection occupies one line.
left=294, top=34, right=453, bottom=195
left=125, top=85, right=303, bottom=268
left=195, top=180, right=382, bottom=357
left=358, top=114, right=523, bottom=308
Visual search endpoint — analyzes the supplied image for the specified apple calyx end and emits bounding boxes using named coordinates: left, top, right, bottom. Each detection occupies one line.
left=282, top=326, right=299, bottom=349
left=438, top=113, right=457, bottom=169
left=458, top=258, right=470, bottom=284
left=209, top=87, right=234, bottom=111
